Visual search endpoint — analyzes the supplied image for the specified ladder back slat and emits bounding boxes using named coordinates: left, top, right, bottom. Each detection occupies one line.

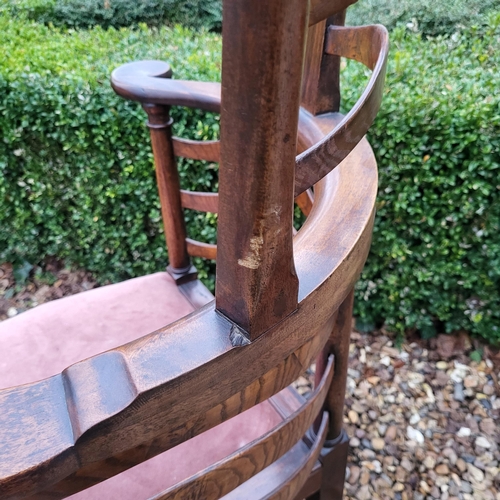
left=186, top=238, right=217, bottom=260
left=172, top=137, right=220, bottom=162
left=221, top=412, right=329, bottom=500
left=151, top=356, right=334, bottom=500
left=180, top=190, right=219, bottom=213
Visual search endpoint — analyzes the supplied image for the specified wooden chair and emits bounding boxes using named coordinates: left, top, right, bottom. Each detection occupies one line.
left=0, top=1, right=388, bottom=498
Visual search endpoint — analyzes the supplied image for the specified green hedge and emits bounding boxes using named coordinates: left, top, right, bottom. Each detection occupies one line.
left=1, top=14, right=500, bottom=343
left=4, top=0, right=222, bottom=31
left=347, top=18, right=500, bottom=342
left=0, top=16, right=221, bottom=284
left=347, top=0, right=500, bottom=36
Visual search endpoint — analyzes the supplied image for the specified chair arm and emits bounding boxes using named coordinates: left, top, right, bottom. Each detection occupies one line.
left=111, top=60, right=221, bottom=113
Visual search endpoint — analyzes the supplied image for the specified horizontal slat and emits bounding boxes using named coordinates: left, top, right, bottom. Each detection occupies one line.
left=309, top=0, right=357, bottom=26
left=172, top=137, right=220, bottom=162
left=186, top=238, right=217, bottom=260
left=295, top=189, right=314, bottom=217
left=180, top=190, right=219, bottom=213
left=294, top=24, right=389, bottom=196
left=151, top=356, right=334, bottom=500
left=222, top=412, right=329, bottom=500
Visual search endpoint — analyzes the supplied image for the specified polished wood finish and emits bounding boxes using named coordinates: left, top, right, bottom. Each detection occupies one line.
left=144, top=103, right=190, bottom=270
left=301, top=12, right=345, bottom=116
left=153, top=356, right=333, bottom=500
left=172, top=137, right=220, bottom=162
left=186, top=237, right=217, bottom=260
left=309, top=0, right=357, bottom=27
left=215, top=0, right=307, bottom=339
left=180, top=190, right=218, bottom=213
left=223, top=413, right=329, bottom=500
left=111, top=60, right=221, bottom=112
left=295, top=24, right=389, bottom=196
left=1, top=1, right=386, bottom=499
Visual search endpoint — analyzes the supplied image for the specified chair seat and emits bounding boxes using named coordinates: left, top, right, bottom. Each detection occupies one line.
left=0, top=272, right=195, bottom=389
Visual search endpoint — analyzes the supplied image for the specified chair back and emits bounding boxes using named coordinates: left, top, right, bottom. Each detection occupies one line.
left=0, top=1, right=388, bottom=498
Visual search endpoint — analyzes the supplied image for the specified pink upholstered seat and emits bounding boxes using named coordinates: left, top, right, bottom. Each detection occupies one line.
left=0, top=272, right=297, bottom=499
left=0, top=272, right=195, bottom=389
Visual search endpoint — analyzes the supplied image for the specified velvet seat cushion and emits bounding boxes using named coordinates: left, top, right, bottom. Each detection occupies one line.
left=0, top=272, right=195, bottom=389
left=0, top=272, right=296, bottom=498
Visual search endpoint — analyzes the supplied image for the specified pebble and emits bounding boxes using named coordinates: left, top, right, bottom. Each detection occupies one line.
left=475, top=436, right=492, bottom=449
left=467, top=463, right=485, bottom=482
left=7, top=307, right=17, bottom=317
left=407, top=426, right=425, bottom=444
left=348, top=410, right=359, bottom=424
left=457, top=427, right=472, bottom=437
left=436, top=464, right=450, bottom=475
left=371, top=437, right=385, bottom=451
left=454, top=383, right=465, bottom=402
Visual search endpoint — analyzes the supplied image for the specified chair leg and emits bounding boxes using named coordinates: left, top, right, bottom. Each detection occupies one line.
left=311, top=288, right=354, bottom=499
left=316, top=428, right=349, bottom=499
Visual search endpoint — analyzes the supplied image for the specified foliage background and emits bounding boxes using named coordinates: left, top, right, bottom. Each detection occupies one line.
left=1, top=3, right=500, bottom=343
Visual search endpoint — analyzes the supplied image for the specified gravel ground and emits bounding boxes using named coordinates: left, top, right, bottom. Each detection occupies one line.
left=1, top=262, right=499, bottom=499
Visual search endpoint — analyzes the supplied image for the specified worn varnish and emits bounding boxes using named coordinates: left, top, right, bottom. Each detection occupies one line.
left=0, top=1, right=387, bottom=499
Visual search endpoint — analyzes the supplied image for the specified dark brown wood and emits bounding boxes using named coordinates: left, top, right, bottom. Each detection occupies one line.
left=222, top=412, right=329, bottom=500
left=144, top=103, right=190, bottom=270
left=316, top=288, right=355, bottom=439
left=152, top=356, right=334, bottom=500
left=216, top=0, right=308, bottom=339
left=309, top=0, right=357, bottom=26
left=316, top=429, right=350, bottom=499
left=295, top=24, right=389, bottom=196
left=186, top=238, right=217, bottom=260
left=301, top=12, right=345, bottom=116
left=111, top=61, right=221, bottom=113
left=295, top=190, right=314, bottom=218
left=172, top=137, right=220, bottom=162
left=180, top=190, right=218, bottom=213
left=0, top=2, right=387, bottom=499
left=178, top=279, right=215, bottom=309
left=0, top=134, right=378, bottom=497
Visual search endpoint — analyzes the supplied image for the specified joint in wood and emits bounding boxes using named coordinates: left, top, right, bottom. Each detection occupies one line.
left=229, top=324, right=251, bottom=347
left=167, top=264, right=198, bottom=285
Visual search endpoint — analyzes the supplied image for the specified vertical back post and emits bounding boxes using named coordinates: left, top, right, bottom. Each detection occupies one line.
left=143, top=103, right=193, bottom=280
left=215, top=0, right=309, bottom=341
left=301, top=12, right=346, bottom=116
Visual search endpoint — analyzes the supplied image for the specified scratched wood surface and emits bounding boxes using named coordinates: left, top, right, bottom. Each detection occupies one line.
left=0, top=1, right=386, bottom=498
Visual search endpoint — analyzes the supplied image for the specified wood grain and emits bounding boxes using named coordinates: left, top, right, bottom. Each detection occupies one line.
left=295, top=24, right=389, bottom=196
left=144, top=103, right=190, bottom=269
left=222, top=412, right=329, bottom=500
left=111, top=61, right=221, bottom=112
left=172, top=137, right=220, bottom=162
left=151, top=355, right=334, bottom=500
left=186, top=238, right=217, bottom=260
left=180, top=190, right=218, bottom=213
left=309, top=0, right=357, bottom=26
left=215, top=0, right=307, bottom=339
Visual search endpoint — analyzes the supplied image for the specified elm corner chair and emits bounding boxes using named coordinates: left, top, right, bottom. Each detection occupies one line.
left=0, top=1, right=388, bottom=499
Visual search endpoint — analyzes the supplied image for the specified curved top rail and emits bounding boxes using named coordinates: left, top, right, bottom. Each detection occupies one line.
left=110, top=26, right=387, bottom=199
left=294, top=24, right=388, bottom=196
left=111, top=60, right=221, bottom=113
left=309, top=0, right=358, bottom=27
left=0, top=112, right=378, bottom=499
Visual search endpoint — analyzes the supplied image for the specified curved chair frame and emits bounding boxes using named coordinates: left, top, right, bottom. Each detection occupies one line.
left=0, top=1, right=388, bottom=498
